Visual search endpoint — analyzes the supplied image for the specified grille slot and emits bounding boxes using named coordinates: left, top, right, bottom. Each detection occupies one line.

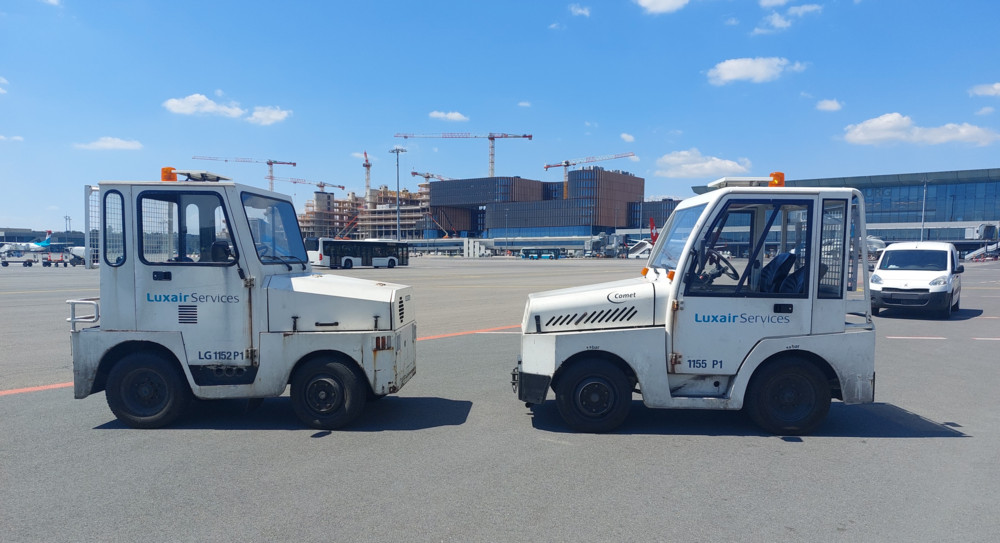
left=398, top=296, right=405, bottom=323
left=542, top=305, right=638, bottom=330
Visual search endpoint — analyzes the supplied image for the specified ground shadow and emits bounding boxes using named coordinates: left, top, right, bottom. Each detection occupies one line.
left=875, top=307, right=982, bottom=321
left=94, top=396, right=473, bottom=432
left=528, top=400, right=968, bottom=438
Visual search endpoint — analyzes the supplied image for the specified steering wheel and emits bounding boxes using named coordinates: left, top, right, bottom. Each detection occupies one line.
left=706, top=249, right=739, bottom=280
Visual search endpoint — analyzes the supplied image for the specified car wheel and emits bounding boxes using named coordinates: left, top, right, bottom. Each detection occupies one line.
left=746, top=358, right=830, bottom=436
left=555, top=359, right=631, bottom=433
left=951, top=292, right=960, bottom=312
left=106, top=353, right=192, bottom=429
left=291, top=358, right=365, bottom=430
left=871, top=304, right=880, bottom=316
left=940, top=296, right=953, bottom=320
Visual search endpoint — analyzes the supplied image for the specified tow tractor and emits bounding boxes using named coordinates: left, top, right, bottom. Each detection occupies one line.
left=512, top=173, right=875, bottom=435
left=68, top=168, right=417, bottom=429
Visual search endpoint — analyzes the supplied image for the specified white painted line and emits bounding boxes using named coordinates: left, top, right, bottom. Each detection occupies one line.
left=972, top=338, right=1000, bottom=341
left=884, top=336, right=947, bottom=340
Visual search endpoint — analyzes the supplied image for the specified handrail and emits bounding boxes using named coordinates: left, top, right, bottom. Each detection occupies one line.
left=67, top=298, right=100, bottom=332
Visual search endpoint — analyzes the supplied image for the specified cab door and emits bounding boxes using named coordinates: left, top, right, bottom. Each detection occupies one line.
left=668, top=196, right=815, bottom=376
left=133, top=188, right=254, bottom=383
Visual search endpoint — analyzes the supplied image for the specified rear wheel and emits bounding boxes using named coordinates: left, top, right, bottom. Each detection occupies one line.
left=746, top=358, right=830, bottom=435
left=342, top=258, right=353, bottom=270
left=291, top=358, right=365, bottom=430
left=555, top=359, right=631, bottom=433
left=106, top=353, right=192, bottom=428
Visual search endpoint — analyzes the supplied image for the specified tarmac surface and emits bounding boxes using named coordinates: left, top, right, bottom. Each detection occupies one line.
left=2, top=256, right=1000, bottom=542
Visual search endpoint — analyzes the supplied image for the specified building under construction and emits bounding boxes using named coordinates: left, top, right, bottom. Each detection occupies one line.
left=298, top=183, right=427, bottom=240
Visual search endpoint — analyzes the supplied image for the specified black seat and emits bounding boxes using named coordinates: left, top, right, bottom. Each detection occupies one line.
left=779, top=265, right=808, bottom=294
left=759, top=253, right=795, bottom=293
left=210, top=241, right=231, bottom=262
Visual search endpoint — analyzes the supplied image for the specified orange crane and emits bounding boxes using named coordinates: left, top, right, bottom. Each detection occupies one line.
left=411, top=171, right=452, bottom=181
left=544, top=152, right=635, bottom=199
left=268, top=176, right=345, bottom=193
left=192, top=156, right=296, bottom=191
left=424, top=213, right=453, bottom=238
left=394, top=133, right=532, bottom=177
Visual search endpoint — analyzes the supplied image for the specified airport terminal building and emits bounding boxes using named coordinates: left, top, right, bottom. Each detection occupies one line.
left=785, top=168, right=1000, bottom=252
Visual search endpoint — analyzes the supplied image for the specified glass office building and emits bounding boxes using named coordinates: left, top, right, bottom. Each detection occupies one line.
left=787, top=168, right=1000, bottom=251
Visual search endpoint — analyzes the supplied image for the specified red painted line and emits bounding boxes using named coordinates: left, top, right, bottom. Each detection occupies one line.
left=2, top=325, right=522, bottom=397
left=418, top=324, right=520, bottom=341
left=0, top=382, right=73, bottom=397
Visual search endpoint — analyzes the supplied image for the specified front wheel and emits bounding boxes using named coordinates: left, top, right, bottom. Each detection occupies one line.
left=746, top=358, right=830, bottom=435
left=106, top=353, right=192, bottom=428
left=555, top=359, right=632, bottom=433
left=342, top=258, right=353, bottom=270
left=291, top=358, right=365, bottom=430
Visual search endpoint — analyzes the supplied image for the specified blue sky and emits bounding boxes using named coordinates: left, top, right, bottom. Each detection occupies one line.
left=3, top=0, right=1000, bottom=231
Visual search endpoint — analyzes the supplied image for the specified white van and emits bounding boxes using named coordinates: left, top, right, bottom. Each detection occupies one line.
left=870, top=241, right=963, bottom=318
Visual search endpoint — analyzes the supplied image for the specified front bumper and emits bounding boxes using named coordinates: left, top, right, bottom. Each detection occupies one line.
left=511, top=362, right=551, bottom=406
left=872, top=289, right=950, bottom=311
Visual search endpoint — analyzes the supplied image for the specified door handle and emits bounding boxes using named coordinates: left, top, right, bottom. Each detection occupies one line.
left=773, top=303, right=793, bottom=313
left=153, top=271, right=172, bottom=281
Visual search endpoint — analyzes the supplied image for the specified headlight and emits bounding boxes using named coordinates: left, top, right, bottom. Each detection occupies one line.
left=871, top=274, right=882, bottom=285
left=929, top=275, right=948, bottom=286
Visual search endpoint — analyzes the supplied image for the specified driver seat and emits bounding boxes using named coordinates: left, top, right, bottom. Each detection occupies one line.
left=759, top=252, right=795, bottom=293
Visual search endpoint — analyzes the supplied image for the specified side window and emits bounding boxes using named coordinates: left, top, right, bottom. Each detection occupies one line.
left=685, top=200, right=812, bottom=297
left=103, top=191, right=125, bottom=267
left=138, top=191, right=235, bottom=265
left=819, top=199, right=847, bottom=299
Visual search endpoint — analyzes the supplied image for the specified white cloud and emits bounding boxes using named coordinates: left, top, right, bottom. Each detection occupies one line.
left=629, top=155, right=641, bottom=162
left=970, top=83, right=1000, bottom=97
left=569, top=4, right=590, bottom=17
left=518, top=101, right=531, bottom=107
left=754, top=3, right=821, bottom=34
left=40, top=0, right=61, bottom=5
left=759, top=0, right=790, bottom=7
left=621, top=133, right=635, bottom=142
left=707, top=57, right=805, bottom=85
left=1, top=135, right=25, bottom=142
left=247, top=106, right=292, bottom=126
left=817, top=99, right=842, bottom=111
left=843, top=112, right=1000, bottom=146
left=163, top=93, right=245, bottom=118
left=976, top=106, right=995, bottom=116
left=0, top=76, right=8, bottom=94
left=549, top=22, right=564, bottom=30
left=654, top=148, right=751, bottom=178
left=724, top=17, right=739, bottom=26
left=788, top=4, right=822, bottom=16
left=634, top=0, right=689, bottom=15
left=429, top=110, right=469, bottom=122
left=73, top=137, right=143, bottom=150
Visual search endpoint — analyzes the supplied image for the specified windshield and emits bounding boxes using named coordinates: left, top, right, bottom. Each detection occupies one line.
left=649, top=203, right=706, bottom=270
left=878, top=249, right=948, bottom=272
left=241, top=192, right=308, bottom=264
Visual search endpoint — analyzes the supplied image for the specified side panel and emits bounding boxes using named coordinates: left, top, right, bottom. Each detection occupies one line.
left=71, top=329, right=187, bottom=398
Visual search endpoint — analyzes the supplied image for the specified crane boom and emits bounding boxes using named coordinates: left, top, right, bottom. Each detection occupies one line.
left=393, top=133, right=532, bottom=177
left=192, top=156, right=296, bottom=191
left=268, top=176, right=344, bottom=192
left=411, top=171, right=452, bottom=181
left=542, top=151, right=635, bottom=199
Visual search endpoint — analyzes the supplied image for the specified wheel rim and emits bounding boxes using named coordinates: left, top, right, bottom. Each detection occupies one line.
left=575, top=377, right=616, bottom=417
left=122, top=369, right=169, bottom=417
left=766, top=374, right=815, bottom=423
left=305, top=376, right=344, bottom=414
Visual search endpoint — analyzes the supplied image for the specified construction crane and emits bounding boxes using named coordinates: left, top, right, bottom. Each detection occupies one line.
left=268, top=176, right=345, bottom=193
left=362, top=151, right=372, bottom=209
left=410, top=171, right=452, bottom=182
left=192, top=156, right=297, bottom=191
left=424, top=213, right=454, bottom=239
left=543, top=152, right=636, bottom=199
left=394, top=133, right=532, bottom=177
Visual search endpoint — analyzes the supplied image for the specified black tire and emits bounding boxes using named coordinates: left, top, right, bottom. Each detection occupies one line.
left=951, top=293, right=960, bottom=312
left=940, top=296, right=953, bottom=320
left=342, top=258, right=353, bottom=270
left=290, top=358, right=365, bottom=430
left=106, top=353, right=192, bottom=429
left=746, top=358, right=830, bottom=435
left=387, top=259, right=396, bottom=269
left=871, top=304, right=880, bottom=316
left=555, top=359, right=632, bottom=433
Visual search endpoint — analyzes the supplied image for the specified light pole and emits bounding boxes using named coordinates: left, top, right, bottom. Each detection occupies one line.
left=390, top=146, right=407, bottom=241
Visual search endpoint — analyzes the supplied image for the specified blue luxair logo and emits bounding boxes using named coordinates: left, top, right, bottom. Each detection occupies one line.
left=146, top=292, right=240, bottom=303
left=694, top=312, right=790, bottom=325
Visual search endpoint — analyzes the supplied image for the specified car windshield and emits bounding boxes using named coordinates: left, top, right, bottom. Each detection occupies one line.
left=241, top=192, right=309, bottom=265
left=879, top=249, right=947, bottom=271
left=648, top=203, right=706, bottom=270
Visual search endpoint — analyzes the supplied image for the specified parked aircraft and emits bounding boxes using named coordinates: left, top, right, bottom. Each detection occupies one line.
left=0, top=230, right=52, bottom=254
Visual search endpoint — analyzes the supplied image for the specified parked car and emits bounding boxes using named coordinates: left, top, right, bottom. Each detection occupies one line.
left=870, top=241, right=963, bottom=318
